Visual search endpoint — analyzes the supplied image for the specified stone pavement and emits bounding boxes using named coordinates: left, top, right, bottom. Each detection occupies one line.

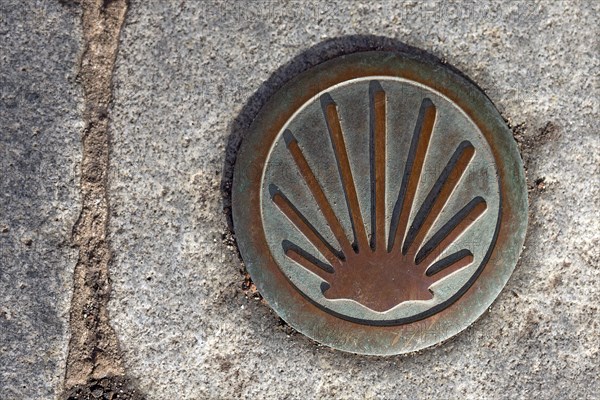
left=1, top=1, right=598, bottom=399
left=1, top=1, right=82, bottom=398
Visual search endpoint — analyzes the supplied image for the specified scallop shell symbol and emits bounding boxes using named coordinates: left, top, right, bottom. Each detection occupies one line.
left=232, top=51, right=527, bottom=354
left=267, top=80, right=489, bottom=313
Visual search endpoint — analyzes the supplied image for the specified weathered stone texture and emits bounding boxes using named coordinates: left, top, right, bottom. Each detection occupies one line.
left=0, top=1, right=82, bottom=399
left=107, top=1, right=599, bottom=399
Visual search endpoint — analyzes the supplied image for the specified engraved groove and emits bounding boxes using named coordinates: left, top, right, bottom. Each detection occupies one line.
left=426, top=249, right=473, bottom=278
left=283, top=130, right=353, bottom=258
left=389, top=98, right=437, bottom=252
left=403, top=140, right=475, bottom=255
left=270, top=185, right=341, bottom=267
left=321, top=94, right=369, bottom=252
left=283, top=240, right=334, bottom=280
left=370, top=81, right=387, bottom=251
left=415, top=197, right=487, bottom=266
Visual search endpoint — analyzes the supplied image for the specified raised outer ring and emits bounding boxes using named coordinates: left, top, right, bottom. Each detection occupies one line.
left=232, top=51, right=528, bottom=355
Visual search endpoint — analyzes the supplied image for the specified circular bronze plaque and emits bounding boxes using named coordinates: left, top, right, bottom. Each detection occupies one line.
left=232, top=51, right=527, bottom=354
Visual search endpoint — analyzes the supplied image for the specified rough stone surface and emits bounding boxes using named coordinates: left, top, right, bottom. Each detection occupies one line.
left=105, top=0, right=600, bottom=399
left=0, top=1, right=82, bottom=399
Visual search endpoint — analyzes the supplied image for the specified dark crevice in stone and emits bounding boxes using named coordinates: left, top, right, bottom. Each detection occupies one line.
left=64, top=376, right=143, bottom=400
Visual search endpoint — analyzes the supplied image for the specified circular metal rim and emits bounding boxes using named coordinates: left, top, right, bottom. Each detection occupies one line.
left=232, top=51, right=528, bottom=355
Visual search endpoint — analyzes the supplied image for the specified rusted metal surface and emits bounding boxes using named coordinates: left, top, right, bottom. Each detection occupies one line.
left=232, top=51, right=527, bottom=354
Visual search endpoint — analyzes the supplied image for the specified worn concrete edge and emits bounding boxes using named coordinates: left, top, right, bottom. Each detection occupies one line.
left=61, top=0, right=144, bottom=398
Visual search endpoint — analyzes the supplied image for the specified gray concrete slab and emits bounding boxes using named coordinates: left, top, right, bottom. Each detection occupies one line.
left=0, top=1, right=82, bottom=399
left=107, top=0, right=598, bottom=398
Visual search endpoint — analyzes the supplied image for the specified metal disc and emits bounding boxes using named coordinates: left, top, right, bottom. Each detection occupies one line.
left=232, top=51, right=527, bottom=355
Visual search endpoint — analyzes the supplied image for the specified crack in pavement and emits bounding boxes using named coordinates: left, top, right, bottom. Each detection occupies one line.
left=62, top=0, right=143, bottom=398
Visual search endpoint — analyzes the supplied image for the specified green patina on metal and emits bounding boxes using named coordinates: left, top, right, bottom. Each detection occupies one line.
left=232, top=51, right=527, bottom=355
